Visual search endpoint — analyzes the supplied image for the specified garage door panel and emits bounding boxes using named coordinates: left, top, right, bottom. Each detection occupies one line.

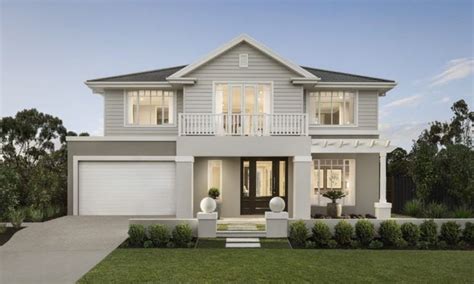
left=79, top=162, right=176, bottom=215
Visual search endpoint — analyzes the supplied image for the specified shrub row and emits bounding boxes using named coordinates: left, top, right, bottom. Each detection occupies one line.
left=289, top=220, right=474, bottom=250
left=127, top=223, right=194, bottom=248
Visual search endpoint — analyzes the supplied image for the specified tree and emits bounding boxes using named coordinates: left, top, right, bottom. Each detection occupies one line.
left=0, top=109, right=88, bottom=217
left=387, top=147, right=410, bottom=176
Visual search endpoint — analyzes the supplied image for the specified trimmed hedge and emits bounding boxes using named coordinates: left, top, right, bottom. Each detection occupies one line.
left=127, top=223, right=194, bottom=248
left=378, top=220, right=402, bottom=247
left=355, top=220, right=375, bottom=246
left=334, top=221, right=353, bottom=247
left=311, top=221, right=331, bottom=247
left=440, top=221, right=461, bottom=246
left=401, top=222, right=420, bottom=246
left=289, top=221, right=309, bottom=248
left=420, top=220, right=438, bottom=245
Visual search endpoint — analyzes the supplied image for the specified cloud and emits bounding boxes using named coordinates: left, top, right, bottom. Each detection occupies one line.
left=382, top=94, right=421, bottom=109
left=435, top=96, right=451, bottom=104
left=430, top=57, right=474, bottom=87
left=380, top=122, right=429, bottom=150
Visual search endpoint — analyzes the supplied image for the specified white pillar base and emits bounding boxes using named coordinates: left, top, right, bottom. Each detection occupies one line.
left=197, top=212, right=217, bottom=238
left=265, top=212, right=289, bottom=238
left=374, top=202, right=392, bottom=219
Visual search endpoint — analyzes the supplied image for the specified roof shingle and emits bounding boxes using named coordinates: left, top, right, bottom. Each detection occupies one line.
left=87, top=65, right=394, bottom=83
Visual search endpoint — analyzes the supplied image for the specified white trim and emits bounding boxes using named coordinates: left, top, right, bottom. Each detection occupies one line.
left=175, top=156, right=194, bottom=163
left=212, top=81, right=275, bottom=115
left=207, top=160, right=223, bottom=197
left=308, top=129, right=379, bottom=135
left=85, top=81, right=175, bottom=93
left=72, top=155, right=179, bottom=215
left=123, top=89, right=178, bottom=128
left=167, top=34, right=319, bottom=80
left=311, top=139, right=396, bottom=153
left=293, top=156, right=312, bottom=162
left=313, top=82, right=396, bottom=95
left=66, top=136, right=177, bottom=142
left=239, top=53, right=249, bottom=68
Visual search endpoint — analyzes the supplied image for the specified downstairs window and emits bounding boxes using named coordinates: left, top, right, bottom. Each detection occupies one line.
left=311, top=159, right=356, bottom=206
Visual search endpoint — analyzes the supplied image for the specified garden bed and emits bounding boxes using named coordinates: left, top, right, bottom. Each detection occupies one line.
left=0, top=227, right=23, bottom=246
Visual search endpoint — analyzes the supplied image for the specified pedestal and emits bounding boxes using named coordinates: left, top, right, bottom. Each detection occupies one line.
left=265, top=211, right=289, bottom=238
left=197, top=212, right=217, bottom=238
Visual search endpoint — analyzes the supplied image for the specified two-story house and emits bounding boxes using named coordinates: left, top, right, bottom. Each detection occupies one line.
left=67, top=34, right=396, bottom=219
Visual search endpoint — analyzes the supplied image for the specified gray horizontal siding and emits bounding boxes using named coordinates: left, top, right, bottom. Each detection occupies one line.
left=104, top=89, right=182, bottom=136
left=307, top=90, right=379, bottom=132
left=184, top=42, right=303, bottom=114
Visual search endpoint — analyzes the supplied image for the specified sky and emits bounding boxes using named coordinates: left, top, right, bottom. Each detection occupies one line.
left=1, top=0, right=473, bottom=150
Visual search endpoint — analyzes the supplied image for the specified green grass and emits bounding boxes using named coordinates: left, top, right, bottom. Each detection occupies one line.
left=260, top=238, right=291, bottom=249
left=196, top=238, right=226, bottom=248
left=79, top=249, right=474, bottom=283
left=216, top=224, right=228, bottom=231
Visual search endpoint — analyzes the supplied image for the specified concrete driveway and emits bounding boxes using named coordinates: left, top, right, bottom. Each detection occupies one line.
left=0, top=216, right=129, bottom=284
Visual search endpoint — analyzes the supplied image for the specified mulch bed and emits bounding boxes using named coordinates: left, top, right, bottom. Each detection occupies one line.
left=0, top=227, right=24, bottom=246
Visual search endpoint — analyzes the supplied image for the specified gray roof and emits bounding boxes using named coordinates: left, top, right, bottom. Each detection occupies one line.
left=87, top=65, right=394, bottom=83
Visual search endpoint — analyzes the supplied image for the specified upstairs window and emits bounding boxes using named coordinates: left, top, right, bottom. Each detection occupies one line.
left=308, top=91, right=355, bottom=125
left=126, top=90, right=175, bottom=126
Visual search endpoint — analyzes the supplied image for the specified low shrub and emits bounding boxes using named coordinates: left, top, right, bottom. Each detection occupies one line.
left=128, top=224, right=146, bottom=247
left=440, top=221, right=461, bottom=246
left=453, top=207, right=473, bottom=218
left=172, top=223, right=193, bottom=247
left=368, top=240, right=383, bottom=249
left=148, top=224, right=171, bottom=247
left=420, top=220, right=438, bottom=244
left=401, top=222, right=420, bottom=246
left=327, top=239, right=338, bottom=249
left=355, top=220, right=375, bottom=246
left=334, top=220, right=353, bottom=247
left=462, top=222, right=474, bottom=245
left=289, top=221, right=309, bottom=248
left=311, top=221, right=331, bottom=247
left=44, top=205, right=61, bottom=219
left=0, top=223, right=6, bottom=234
left=423, top=202, right=450, bottom=218
left=143, top=240, right=154, bottom=248
left=395, top=238, right=408, bottom=249
left=417, top=241, right=431, bottom=250
left=350, top=240, right=361, bottom=249
left=166, top=242, right=175, bottom=248
left=305, top=241, right=315, bottom=249
left=403, top=199, right=424, bottom=218
left=378, top=220, right=402, bottom=247
left=26, top=207, right=44, bottom=222
left=9, top=208, right=26, bottom=229
left=437, top=240, right=448, bottom=250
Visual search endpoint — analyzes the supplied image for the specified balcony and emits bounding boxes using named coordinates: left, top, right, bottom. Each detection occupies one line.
left=178, top=113, right=308, bottom=136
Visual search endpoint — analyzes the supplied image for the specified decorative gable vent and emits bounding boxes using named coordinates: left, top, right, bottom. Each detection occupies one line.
left=239, top=54, right=248, bottom=67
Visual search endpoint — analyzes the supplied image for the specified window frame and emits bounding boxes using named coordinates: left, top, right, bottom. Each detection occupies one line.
left=123, top=89, right=177, bottom=128
left=212, top=81, right=274, bottom=116
left=306, top=90, right=358, bottom=127
left=311, top=159, right=356, bottom=206
left=207, top=160, right=223, bottom=199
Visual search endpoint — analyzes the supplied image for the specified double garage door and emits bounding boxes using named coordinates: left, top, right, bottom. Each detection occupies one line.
left=78, top=161, right=175, bottom=215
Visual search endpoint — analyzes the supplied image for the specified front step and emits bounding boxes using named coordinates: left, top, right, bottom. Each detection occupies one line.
left=216, top=231, right=266, bottom=238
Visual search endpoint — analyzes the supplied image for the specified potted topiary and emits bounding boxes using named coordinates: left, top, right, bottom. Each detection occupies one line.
left=208, top=187, right=221, bottom=218
left=322, top=190, right=347, bottom=218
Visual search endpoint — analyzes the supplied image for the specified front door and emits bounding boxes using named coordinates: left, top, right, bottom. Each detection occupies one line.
left=241, top=157, right=288, bottom=215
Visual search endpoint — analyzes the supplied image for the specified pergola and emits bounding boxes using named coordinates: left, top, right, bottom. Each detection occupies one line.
left=311, top=139, right=397, bottom=218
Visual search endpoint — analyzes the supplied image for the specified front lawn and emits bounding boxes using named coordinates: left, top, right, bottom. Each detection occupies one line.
left=79, top=249, right=474, bottom=283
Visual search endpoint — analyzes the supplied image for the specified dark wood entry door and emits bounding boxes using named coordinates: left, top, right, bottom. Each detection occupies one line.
left=241, top=157, right=288, bottom=215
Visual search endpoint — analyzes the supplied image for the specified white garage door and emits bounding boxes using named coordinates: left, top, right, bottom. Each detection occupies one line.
left=78, top=161, right=176, bottom=215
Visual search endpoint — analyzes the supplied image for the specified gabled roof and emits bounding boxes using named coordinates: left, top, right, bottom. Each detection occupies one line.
left=167, top=34, right=319, bottom=80
left=87, top=65, right=185, bottom=82
left=87, top=65, right=394, bottom=83
left=302, top=67, right=395, bottom=83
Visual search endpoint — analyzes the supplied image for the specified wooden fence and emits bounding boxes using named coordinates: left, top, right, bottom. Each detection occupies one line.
left=387, top=176, right=416, bottom=214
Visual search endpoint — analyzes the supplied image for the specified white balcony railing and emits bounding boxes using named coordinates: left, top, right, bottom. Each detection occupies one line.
left=178, top=113, right=308, bottom=136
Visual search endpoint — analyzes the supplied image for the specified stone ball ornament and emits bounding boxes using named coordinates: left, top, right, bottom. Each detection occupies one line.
left=269, top=197, right=286, bottom=213
left=200, top=197, right=217, bottom=213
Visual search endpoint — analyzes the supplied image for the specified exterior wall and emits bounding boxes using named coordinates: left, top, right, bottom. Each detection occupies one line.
left=306, top=90, right=379, bottom=134
left=67, top=141, right=176, bottom=215
left=177, top=136, right=311, bottom=157
left=193, top=157, right=241, bottom=217
left=184, top=42, right=303, bottom=114
left=310, top=153, right=379, bottom=216
left=103, top=89, right=183, bottom=136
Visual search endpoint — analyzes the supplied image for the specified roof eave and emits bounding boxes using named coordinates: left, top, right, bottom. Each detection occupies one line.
left=313, top=81, right=397, bottom=95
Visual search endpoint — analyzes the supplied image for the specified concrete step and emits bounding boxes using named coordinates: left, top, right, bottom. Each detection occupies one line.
left=226, top=243, right=261, bottom=248
left=226, top=238, right=260, bottom=243
left=217, top=231, right=266, bottom=238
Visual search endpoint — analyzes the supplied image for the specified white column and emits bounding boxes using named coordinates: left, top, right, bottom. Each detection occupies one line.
left=175, top=156, right=194, bottom=218
left=375, top=152, right=391, bottom=219
left=379, top=152, right=387, bottom=203
left=292, top=156, right=312, bottom=219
